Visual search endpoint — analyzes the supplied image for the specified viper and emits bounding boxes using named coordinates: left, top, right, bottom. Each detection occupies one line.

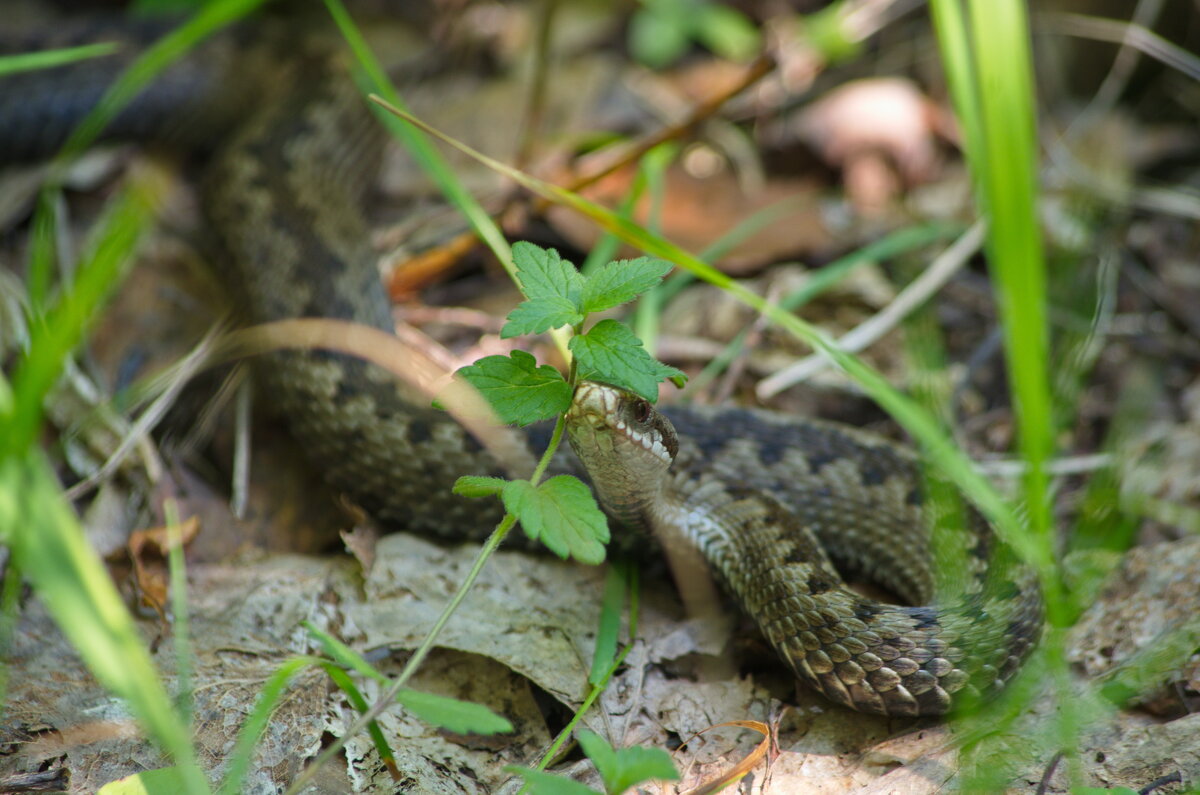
left=0, top=10, right=1041, bottom=717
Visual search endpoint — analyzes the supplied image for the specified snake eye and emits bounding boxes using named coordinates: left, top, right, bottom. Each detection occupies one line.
left=632, top=399, right=651, bottom=424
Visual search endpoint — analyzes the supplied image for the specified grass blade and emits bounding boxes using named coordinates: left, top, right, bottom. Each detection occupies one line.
left=217, top=656, right=317, bottom=795
left=1, top=453, right=207, bottom=795
left=966, top=0, right=1053, bottom=549
left=322, top=0, right=512, bottom=274
left=0, top=42, right=119, bottom=76
left=54, top=0, right=266, bottom=165
left=4, top=173, right=162, bottom=456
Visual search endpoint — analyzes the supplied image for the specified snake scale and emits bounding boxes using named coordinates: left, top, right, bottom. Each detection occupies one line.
left=1, top=13, right=1041, bottom=717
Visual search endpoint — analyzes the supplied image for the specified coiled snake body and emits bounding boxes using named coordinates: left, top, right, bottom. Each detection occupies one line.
left=1, top=17, right=1041, bottom=716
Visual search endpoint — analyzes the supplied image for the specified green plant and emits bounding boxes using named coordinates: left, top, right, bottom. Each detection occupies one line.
left=0, top=4, right=268, bottom=792
left=0, top=42, right=118, bottom=77
left=449, top=245, right=684, bottom=567
left=628, top=0, right=760, bottom=68
left=447, top=242, right=688, bottom=792
left=281, top=241, right=688, bottom=794
left=508, top=730, right=678, bottom=794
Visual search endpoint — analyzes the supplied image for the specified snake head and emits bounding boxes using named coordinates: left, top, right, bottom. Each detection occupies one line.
left=565, top=381, right=678, bottom=527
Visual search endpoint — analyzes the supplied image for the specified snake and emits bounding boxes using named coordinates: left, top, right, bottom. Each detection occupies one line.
left=1, top=13, right=1041, bottom=717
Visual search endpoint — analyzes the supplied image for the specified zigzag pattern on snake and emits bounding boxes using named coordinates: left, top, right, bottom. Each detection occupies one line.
left=0, top=14, right=1042, bottom=716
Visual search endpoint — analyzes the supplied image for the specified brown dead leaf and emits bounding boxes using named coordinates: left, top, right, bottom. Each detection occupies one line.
left=127, top=515, right=200, bottom=616
left=24, top=719, right=141, bottom=757
left=341, top=523, right=381, bottom=574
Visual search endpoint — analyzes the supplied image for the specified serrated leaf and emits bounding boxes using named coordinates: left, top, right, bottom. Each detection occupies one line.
left=453, top=476, right=508, bottom=498
left=578, top=730, right=680, bottom=794
left=501, top=296, right=583, bottom=338
left=512, top=241, right=584, bottom=305
left=577, top=731, right=618, bottom=784
left=454, top=350, right=572, bottom=426
left=502, top=767, right=601, bottom=795
left=501, top=477, right=608, bottom=564
left=570, top=319, right=686, bottom=402
left=578, top=257, right=672, bottom=314
left=396, top=688, right=513, bottom=734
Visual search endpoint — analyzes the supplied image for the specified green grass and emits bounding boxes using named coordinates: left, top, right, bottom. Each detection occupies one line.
left=929, top=0, right=1072, bottom=785
left=322, top=0, right=512, bottom=274
left=0, top=2, right=269, bottom=792
left=0, top=42, right=119, bottom=77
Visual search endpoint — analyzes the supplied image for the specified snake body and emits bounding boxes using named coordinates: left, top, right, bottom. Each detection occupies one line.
left=567, top=383, right=1041, bottom=715
left=1, top=17, right=1041, bottom=716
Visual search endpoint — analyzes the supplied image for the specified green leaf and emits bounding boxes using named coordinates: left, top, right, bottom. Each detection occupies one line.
left=501, top=296, right=583, bottom=338
left=628, top=4, right=691, bottom=69
left=578, top=730, right=680, bottom=794
left=570, top=319, right=685, bottom=402
left=512, top=241, right=584, bottom=305
left=98, top=767, right=189, bottom=794
left=578, top=730, right=618, bottom=786
left=665, top=372, right=688, bottom=390
left=801, top=4, right=863, bottom=63
left=502, top=767, right=601, bottom=795
left=454, top=350, right=572, bottom=426
left=579, top=257, right=672, bottom=314
left=396, top=688, right=513, bottom=735
left=453, top=476, right=508, bottom=499
left=693, top=4, right=761, bottom=62
left=501, top=477, right=609, bottom=565
left=501, top=243, right=587, bottom=337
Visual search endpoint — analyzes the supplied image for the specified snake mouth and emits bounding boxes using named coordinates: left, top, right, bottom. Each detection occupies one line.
left=568, top=381, right=676, bottom=465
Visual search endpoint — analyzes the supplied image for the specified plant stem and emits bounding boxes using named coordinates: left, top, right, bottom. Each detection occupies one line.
left=288, top=404, right=574, bottom=794
left=285, top=512, right=516, bottom=795
left=532, top=566, right=639, bottom=774
left=529, top=414, right=567, bottom=488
